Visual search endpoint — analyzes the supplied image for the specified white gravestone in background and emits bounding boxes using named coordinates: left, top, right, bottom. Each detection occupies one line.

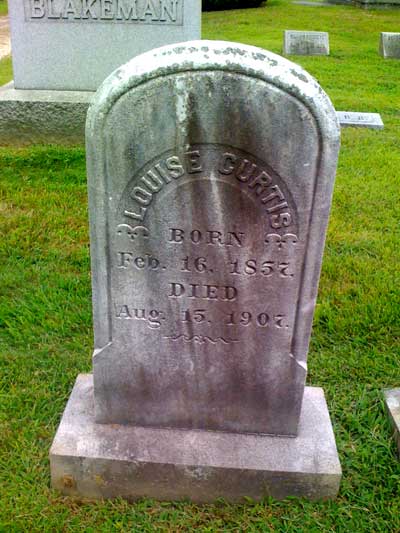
left=337, top=111, right=384, bottom=130
left=284, top=30, right=329, bottom=56
left=380, top=33, right=400, bottom=59
left=8, top=0, right=201, bottom=90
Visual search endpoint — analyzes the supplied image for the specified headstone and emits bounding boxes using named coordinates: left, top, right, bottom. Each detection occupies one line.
left=50, top=40, right=342, bottom=502
left=384, top=389, right=400, bottom=456
left=380, top=33, right=400, bottom=59
left=292, top=1, right=352, bottom=5
left=355, top=0, right=400, bottom=8
left=2, top=0, right=200, bottom=145
left=292, top=1, right=335, bottom=6
left=284, top=30, right=329, bottom=56
left=8, top=0, right=201, bottom=91
left=337, top=111, right=384, bottom=130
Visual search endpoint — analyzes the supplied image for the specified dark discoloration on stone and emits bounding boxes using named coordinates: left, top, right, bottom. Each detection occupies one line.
left=290, top=68, right=309, bottom=83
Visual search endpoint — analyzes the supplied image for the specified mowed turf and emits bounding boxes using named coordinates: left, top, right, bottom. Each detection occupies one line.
left=0, top=1, right=7, bottom=17
left=0, top=1, right=400, bottom=531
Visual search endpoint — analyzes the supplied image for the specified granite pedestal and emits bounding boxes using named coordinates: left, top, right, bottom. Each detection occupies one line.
left=0, top=82, right=92, bottom=145
left=50, top=375, right=341, bottom=502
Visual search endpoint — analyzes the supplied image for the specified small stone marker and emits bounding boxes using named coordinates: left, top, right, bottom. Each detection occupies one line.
left=292, top=1, right=334, bottom=6
left=384, top=389, right=400, bottom=456
left=284, top=30, right=329, bottom=56
left=8, top=0, right=201, bottom=90
left=337, top=111, right=384, bottom=130
left=50, top=40, right=342, bottom=502
left=380, top=33, right=400, bottom=59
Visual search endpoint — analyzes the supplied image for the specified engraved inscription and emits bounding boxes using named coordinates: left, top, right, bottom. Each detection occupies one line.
left=286, top=31, right=329, bottom=55
left=162, top=334, right=239, bottom=345
left=113, top=144, right=300, bottom=346
left=26, top=0, right=183, bottom=24
left=120, top=145, right=297, bottom=235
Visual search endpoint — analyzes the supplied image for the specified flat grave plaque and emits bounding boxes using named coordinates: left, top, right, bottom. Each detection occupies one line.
left=337, top=111, right=384, bottom=130
left=284, top=30, right=329, bottom=55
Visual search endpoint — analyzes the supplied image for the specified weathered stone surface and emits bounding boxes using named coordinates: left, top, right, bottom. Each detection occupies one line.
left=86, top=40, right=340, bottom=437
left=0, top=82, right=92, bottom=145
left=8, top=0, right=201, bottom=91
left=384, top=389, right=400, bottom=456
left=337, top=111, right=384, bottom=130
left=50, top=374, right=342, bottom=502
left=380, top=33, right=400, bottom=59
left=283, top=30, right=329, bottom=55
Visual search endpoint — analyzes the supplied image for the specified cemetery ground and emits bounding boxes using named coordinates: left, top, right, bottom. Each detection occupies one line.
left=0, top=0, right=399, bottom=531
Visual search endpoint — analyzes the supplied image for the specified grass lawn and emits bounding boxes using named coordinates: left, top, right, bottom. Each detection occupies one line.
left=0, top=0, right=7, bottom=16
left=1, top=0, right=400, bottom=531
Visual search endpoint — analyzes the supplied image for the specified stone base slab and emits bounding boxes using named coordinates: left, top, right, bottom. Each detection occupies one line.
left=0, top=82, right=93, bottom=145
left=384, top=388, right=400, bottom=456
left=50, top=374, right=341, bottom=502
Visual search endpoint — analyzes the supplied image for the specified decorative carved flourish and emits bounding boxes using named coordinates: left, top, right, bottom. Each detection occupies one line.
left=265, top=233, right=298, bottom=249
left=163, top=334, right=239, bottom=345
left=117, top=224, right=149, bottom=241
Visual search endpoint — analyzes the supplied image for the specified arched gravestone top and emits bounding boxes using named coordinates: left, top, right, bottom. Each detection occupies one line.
left=86, top=40, right=340, bottom=436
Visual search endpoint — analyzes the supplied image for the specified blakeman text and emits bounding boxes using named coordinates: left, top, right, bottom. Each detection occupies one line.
left=26, top=0, right=182, bottom=24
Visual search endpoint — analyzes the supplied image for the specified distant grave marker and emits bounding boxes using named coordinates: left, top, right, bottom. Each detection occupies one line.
left=337, top=111, right=384, bottom=130
left=284, top=30, right=329, bottom=55
left=292, top=1, right=334, bottom=6
left=380, top=33, right=400, bottom=59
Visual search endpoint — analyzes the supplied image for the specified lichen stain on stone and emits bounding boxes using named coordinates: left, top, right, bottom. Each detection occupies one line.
left=62, top=474, right=76, bottom=488
left=184, top=466, right=211, bottom=481
left=94, top=474, right=106, bottom=486
left=290, top=69, right=308, bottom=84
left=172, top=46, right=187, bottom=55
left=225, top=47, right=246, bottom=57
left=251, top=52, right=272, bottom=63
